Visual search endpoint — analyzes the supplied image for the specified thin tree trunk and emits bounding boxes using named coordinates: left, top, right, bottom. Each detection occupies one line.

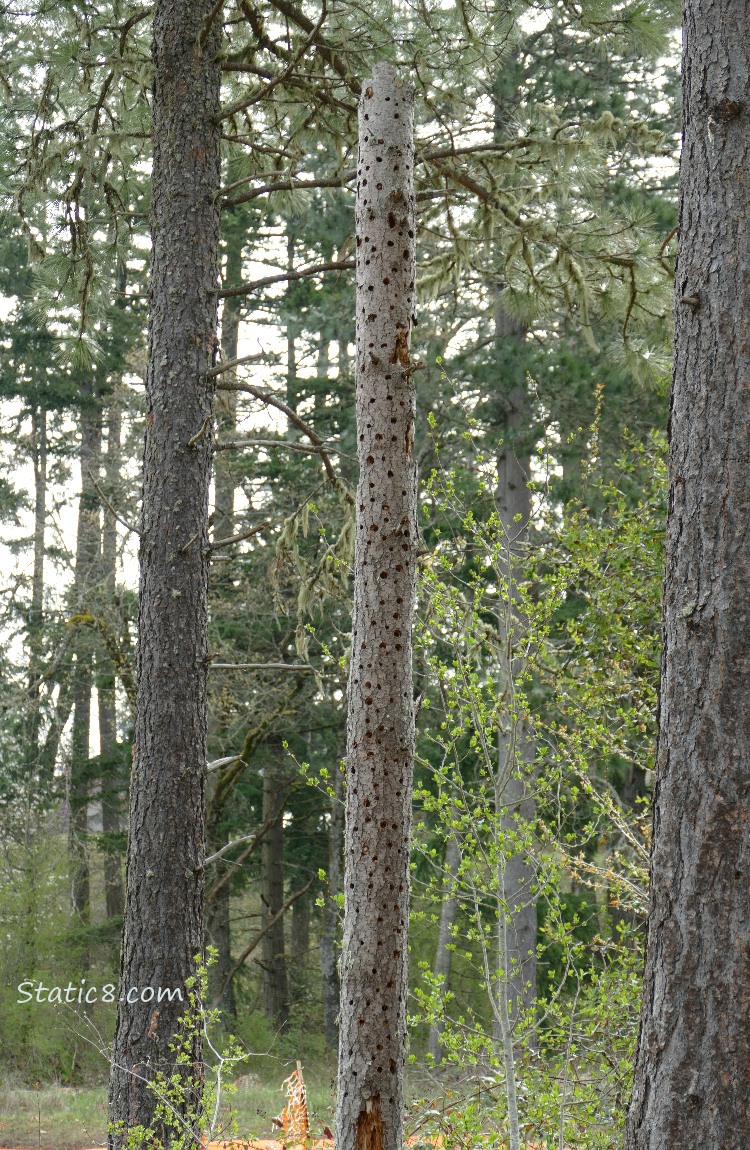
left=100, top=395, right=125, bottom=921
left=493, top=360, right=537, bottom=1031
left=107, top=0, right=221, bottom=1140
left=626, top=5, right=750, bottom=1147
left=261, top=751, right=290, bottom=1028
left=321, top=749, right=344, bottom=1053
left=291, top=889, right=311, bottom=964
left=337, top=62, right=418, bottom=1150
left=427, top=832, right=460, bottom=1064
left=69, top=396, right=103, bottom=939
left=206, top=886, right=236, bottom=1016
left=206, top=232, right=242, bottom=1016
left=491, top=63, right=538, bottom=1043
left=26, top=406, right=46, bottom=770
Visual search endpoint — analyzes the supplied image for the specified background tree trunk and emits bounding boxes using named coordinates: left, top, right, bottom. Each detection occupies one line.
left=99, top=394, right=125, bottom=922
left=107, top=0, right=222, bottom=1141
left=321, top=748, right=344, bottom=1053
left=427, top=832, right=460, bottom=1064
left=26, top=405, right=46, bottom=769
left=336, top=61, right=417, bottom=1150
left=69, top=394, right=103, bottom=945
left=261, top=746, right=289, bottom=1029
left=493, top=324, right=537, bottom=1033
left=626, top=5, right=750, bottom=1147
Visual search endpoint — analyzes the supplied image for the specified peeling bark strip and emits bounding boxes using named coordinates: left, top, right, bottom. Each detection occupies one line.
left=107, top=1, right=222, bottom=1144
left=336, top=63, right=417, bottom=1150
left=626, top=4, right=750, bottom=1149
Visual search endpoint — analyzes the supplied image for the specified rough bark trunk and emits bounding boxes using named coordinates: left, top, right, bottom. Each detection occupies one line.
left=321, top=749, right=344, bottom=1053
left=107, top=0, right=221, bottom=1141
left=427, top=832, right=460, bottom=1064
left=261, top=751, right=290, bottom=1029
left=625, top=6, right=750, bottom=1148
left=336, top=62, right=417, bottom=1150
left=100, top=396, right=125, bottom=921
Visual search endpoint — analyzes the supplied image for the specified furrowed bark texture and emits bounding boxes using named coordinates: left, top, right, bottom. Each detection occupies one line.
left=625, top=6, right=750, bottom=1147
left=107, top=1, right=221, bottom=1142
left=337, top=62, right=417, bottom=1150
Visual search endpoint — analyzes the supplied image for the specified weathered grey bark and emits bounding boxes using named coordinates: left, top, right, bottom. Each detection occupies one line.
left=321, top=749, right=344, bottom=1053
left=99, top=396, right=125, bottom=921
left=625, top=7, right=750, bottom=1148
left=336, top=62, right=417, bottom=1150
left=107, top=0, right=221, bottom=1141
left=261, top=750, right=290, bottom=1028
left=427, top=832, right=460, bottom=1064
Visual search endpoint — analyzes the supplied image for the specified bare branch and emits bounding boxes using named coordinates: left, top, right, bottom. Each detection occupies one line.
left=209, top=519, right=270, bottom=551
left=87, top=469, right=141, bottom=536
left=216, top=380, right=354, bottom=502
left=218, top=258, right=354, bottom=300
left=214, top=878, right=314, bottom=1001
left=208, top=662, right=316, bottom=671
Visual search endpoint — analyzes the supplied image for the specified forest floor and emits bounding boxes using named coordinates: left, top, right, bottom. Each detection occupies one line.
left=0, top=1070, right=338, bottom=1149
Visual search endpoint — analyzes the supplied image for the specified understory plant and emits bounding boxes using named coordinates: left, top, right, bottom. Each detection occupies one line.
left=409, top=425, right=665, bottom=1149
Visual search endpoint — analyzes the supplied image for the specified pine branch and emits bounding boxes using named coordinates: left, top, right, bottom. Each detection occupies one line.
left=217, top=258, right=354, bottom=299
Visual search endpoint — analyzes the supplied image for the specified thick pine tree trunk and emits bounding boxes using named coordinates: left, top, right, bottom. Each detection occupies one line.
left=625, top=6, right=750, bottom=1147
left=336, top=61, right=417, bottom=1150
left=107, top=0, right=221, bottom=1141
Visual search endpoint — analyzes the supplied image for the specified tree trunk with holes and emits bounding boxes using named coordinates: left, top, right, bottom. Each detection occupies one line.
left=625, top=5, right=750, bottom=1148
left=336, top=62, right=417, bottom=1150
left=107, top=0, right=221, bottom=1142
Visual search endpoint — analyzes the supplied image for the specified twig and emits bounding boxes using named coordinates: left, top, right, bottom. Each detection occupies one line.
left=207, top=754, right=243, bottom=773
left=209, top=519, right=270, bottom=550
left=216, top=878, right=314, bottom=1001
left=218, top=258, right=354, bottom=300
left=187, top=416, right=211, bottom=448
left=208, top=662, right=315, bottom=671
left=217, top=380, right=354, bottom=503
left=199, top=0, right=226, bottom=46
left=87, top=469, right=141, bottom=536
left=205, top=351, right=279, bottom=379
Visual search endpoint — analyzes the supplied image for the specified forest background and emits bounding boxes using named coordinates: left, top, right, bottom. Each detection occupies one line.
left=0, top=0, right=680, bottom=1146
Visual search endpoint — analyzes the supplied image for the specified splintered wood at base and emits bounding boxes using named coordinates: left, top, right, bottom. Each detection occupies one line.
left=355, top=1095, right=384, bottom=1150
